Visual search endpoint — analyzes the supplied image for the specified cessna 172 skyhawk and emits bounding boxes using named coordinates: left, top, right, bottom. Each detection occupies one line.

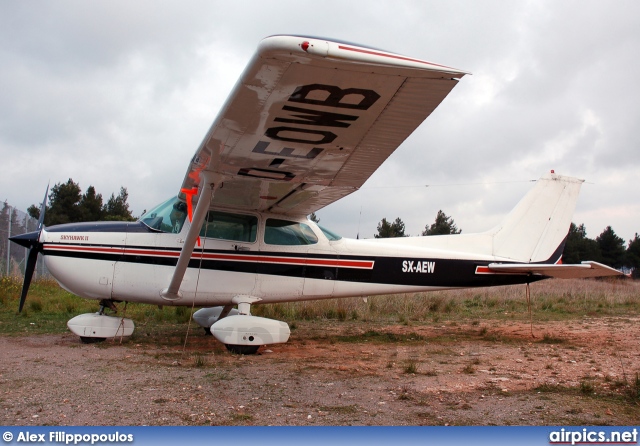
left=11, top=35, right=622, bottom=353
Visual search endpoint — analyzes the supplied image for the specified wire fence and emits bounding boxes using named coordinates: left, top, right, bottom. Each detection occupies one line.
left=0, top=202, right=49, bottom=278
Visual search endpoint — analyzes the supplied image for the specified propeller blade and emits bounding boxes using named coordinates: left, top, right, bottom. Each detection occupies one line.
left=12, top=183, right=49, bottom=312
left=37, top=184, right=49, bottom=230
left=19, top=247, right=39, bottom=312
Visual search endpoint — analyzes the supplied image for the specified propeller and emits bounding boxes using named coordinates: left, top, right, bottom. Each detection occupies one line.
left=9, top=184, right=49, bottom=312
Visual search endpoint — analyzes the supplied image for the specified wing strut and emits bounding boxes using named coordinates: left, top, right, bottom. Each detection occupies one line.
left=161, top=173, right=218, bottom=301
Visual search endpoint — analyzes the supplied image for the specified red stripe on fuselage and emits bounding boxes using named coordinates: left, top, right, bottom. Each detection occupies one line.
left=43, top=244, right=375, bottom=269
left=475, top=265, right=529, bottom=275
left=475, top=266, right=492, bottom=274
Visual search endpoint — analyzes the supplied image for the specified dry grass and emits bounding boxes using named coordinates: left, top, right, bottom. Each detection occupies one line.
left=1, top=277, right=638, bottom=336
left=254, top=278, right=638, bottom=323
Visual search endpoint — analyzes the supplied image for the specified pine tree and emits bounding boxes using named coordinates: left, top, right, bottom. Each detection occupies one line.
left=46, top=179, right=83, bottom=225
left=80, top=186, right=104, bottom=221
left=422, top=210, right=461, bottom=235
left=375, top=217, right=406, bottom=238
left=562, top=223, right=601, bottom=264
left=103, top=187, right=136, bottom=221
left=596, top=226, right=625, bottom=269
left=626, top=233, right=640, bottom=278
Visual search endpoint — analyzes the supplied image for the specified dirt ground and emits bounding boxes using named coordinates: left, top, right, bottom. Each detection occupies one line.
left=1, top=317, right=639, bottom=426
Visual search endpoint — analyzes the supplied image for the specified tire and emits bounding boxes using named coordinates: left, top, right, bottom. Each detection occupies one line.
left=80, top=337, right=106, bottom=344
left=225, top=344, right=259, bottom=355
left=203, top=327, right=212, bottom=336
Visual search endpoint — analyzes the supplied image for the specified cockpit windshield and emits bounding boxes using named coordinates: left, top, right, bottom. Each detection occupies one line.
left=139, top=196, right=188, bottom=233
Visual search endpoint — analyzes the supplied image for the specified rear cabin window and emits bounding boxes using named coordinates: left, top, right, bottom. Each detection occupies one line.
left=200, top=211, right=258, bottom=243
left=318, top=224, right=342, bottom=241
left=264, top=219, right=318, bottom=245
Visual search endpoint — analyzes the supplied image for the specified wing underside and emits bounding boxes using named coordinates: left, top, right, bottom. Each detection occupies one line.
left=487, top=261, right=623, bottom=279
left=180, top=35, right=468, bottom=216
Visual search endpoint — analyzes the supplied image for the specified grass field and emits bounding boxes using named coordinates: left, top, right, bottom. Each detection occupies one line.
left=1, top=275, right=638, bottom=336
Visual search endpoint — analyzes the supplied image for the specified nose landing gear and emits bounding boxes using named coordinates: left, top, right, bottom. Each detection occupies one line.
left=67, top=300, right=134, bottom=343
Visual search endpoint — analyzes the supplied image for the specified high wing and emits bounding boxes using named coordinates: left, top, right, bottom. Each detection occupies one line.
left=179, top=35, right=468, bottom=216
left=486, top=261, right=623, bottom=279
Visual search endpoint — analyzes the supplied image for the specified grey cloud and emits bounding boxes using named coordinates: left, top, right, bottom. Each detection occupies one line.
left=1, top=0, right=639, bottom=241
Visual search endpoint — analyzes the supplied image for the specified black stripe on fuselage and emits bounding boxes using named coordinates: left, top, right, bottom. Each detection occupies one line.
left=42, top=243, right=544, bottom=288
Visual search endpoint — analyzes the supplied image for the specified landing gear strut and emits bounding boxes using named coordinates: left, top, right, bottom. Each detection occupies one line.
left=99, top=299, right=118, bottom=314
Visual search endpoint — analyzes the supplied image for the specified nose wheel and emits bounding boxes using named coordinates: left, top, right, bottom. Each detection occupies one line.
left=80, top=336, right=106, bottom=344
left=79, top=300, right=120, bottom=343
left=67, top=300, right=134, bottom=342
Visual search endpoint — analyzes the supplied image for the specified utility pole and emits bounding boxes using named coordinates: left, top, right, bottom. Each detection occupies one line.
left=6, top=205, right=11, bottom=276
left=24, top=215, right=29, bottom=279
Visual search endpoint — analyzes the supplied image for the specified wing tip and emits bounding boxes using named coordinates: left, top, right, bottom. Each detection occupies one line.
left=259, top=35, right=470, bottom=76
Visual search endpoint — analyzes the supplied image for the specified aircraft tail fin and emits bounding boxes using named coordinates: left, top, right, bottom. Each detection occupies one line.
left=488, top=172, right=583, bottom=263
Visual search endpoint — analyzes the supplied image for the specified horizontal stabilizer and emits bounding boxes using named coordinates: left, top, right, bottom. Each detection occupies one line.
left=487, top=261, right=623, bottom=279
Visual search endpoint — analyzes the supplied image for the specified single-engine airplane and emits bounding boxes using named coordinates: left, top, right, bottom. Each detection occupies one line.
left=11, top=35, right=622, bottom=353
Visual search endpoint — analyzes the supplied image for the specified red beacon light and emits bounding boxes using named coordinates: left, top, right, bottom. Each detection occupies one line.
left=301, top=41, right=310, bottom=52
left=551, top=169, right=555, bottom=174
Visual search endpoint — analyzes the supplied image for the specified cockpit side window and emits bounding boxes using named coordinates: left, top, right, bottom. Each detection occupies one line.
left=264, top=219, right=318, bottom=245
left=140, top=197, right=187, bottom=233
left=200, top=211, right=258, bottom=243
left=318, top=224, right=342, bottom=241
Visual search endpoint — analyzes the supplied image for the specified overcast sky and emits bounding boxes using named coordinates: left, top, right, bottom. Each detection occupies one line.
left=1, top=0, right=639, bottom=243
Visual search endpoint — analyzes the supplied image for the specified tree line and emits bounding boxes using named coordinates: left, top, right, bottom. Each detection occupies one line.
left=375, top=210, right=639, bottom=277
left=564, top=223, right=639, bottom=272
left=27, top=179, right=136, bottom=225
left=375, top=210, right=460, bottom=238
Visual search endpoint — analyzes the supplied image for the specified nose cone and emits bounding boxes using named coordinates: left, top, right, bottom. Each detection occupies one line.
left=9, top=231, right=40, bottom=249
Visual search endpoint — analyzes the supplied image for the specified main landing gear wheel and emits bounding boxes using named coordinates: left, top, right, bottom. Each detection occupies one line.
left=225, top=344, right=259, bottom=355
left=80, top=336, right=106, bottom=344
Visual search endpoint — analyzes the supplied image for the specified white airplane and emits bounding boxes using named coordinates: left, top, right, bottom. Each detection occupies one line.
left=11, top=35, right=622, bottom=353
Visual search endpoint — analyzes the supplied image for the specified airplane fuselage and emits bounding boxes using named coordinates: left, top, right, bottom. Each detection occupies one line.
left=41, top=204, right=540, bottom=308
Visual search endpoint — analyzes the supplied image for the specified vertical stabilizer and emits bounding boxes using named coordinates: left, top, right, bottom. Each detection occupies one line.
left=488, top=172, right=583, bottom=263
